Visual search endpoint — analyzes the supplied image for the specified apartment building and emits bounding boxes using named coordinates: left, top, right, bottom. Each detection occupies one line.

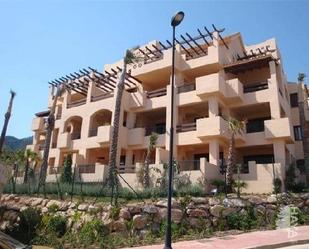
left=27, top=28, right=308, bottom=193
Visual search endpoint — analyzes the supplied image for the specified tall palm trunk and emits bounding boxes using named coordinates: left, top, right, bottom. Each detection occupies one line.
left=298, top=82, right=309, bottom=186
left=38, top=86, right=62, bottom=194
left=24, top=158, right=30, bottom=183
left=143, top=133, right=158, bottom=188
left=226, top=133, right=235, bottom=187
left=0, top=90, right=16, bottom=155
left=107, top=63, right=127, bottom=203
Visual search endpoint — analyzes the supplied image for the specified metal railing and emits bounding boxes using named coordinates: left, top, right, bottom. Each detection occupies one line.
left=146, top=88, right=167, bottom=98
left=178, top=160, right=200, bottom=171
left=78, top=164, right=95, bottom=174
left=49, top=166, right=63, bottom=175
left=176, top=122, right=197, bottom=133
left=67, top=98, right=87, bottom=108
left=71, top=132, right=81, bottom=140
left=243, top=82, right=268, bottom=93
left=118, top=166, right=136, bottom=174
left=177, top=83, right=196, bottom=94
left=91, top=92, right=114, bottom=102
left=144, top=125, right=166, bottom=136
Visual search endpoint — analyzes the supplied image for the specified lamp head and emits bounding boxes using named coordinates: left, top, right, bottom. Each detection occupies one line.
left=171, top=11, right=184, bottom=27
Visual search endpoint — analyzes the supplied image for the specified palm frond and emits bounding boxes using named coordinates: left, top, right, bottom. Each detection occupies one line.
left=10, top=90, right=16, bottom=98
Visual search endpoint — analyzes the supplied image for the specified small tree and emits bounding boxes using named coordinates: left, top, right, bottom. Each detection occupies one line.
left=60, top=154, right=72, bottom=183
left=143, top=132, right=158, bottom=188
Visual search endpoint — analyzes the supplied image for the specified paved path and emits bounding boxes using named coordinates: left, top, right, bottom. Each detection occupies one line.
left=125, top=226, right=309, bottom=249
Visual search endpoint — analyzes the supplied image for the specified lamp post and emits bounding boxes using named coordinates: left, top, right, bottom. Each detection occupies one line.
left=164, top=11, right=184, bottom=249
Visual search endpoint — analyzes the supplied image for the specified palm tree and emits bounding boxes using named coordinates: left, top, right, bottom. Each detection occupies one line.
left=297, top=73, right=309, bottom=186
left=38, top=85, right=64, bottom=195
left=0, top=90, right=16, bottom=155
left=107, top=48, right=139, bottom=205
left=23, top=149, right=37, bottom=183
left=143, top=132, right=158, bottom=188
left=225, top=116, right=245, bottom=190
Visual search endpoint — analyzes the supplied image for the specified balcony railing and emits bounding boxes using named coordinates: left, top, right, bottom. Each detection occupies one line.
left=178, top=160, right=200, bottom=171
left=78, top=164, right=95, bottom=174
left=243, top=82, right=268, bottom=93
left=118, top=166, right=136, bottom=174
left=146, top=88, right=167, bottom=98
left=67, top=99, right=87, bottom=108
left=176, top=122, right=197, bottom=133
left=91, top=92, right=114, bottom=102
left=71, top=132, right=81, bottom=140
left=177, top=83, right=196, bottom=94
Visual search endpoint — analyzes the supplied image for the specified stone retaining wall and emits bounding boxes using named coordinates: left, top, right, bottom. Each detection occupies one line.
left=1, top=193, right=309, bottom=235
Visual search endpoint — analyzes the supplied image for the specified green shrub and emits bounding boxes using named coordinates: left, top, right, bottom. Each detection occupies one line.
left=42, top=215, right=67, bottom=237
left=60, top=154, right=72, bottom=183
left=227, top=205, right=257, bottom=231
left=211, top=179, right=225, bottom=193
left=109, top=206, right=121, bottom=220
left=8, top=207, right=41, bottom=244
left=47, top=203, right=59, bottom=213
left=79, top=218, right=108, bottom=246
left=273, top=178, right=282, bottom=194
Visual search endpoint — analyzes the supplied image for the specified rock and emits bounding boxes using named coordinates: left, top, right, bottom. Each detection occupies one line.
left=69, top=202, right=76, bottom=209
left=171, top=209, right=183, bottom=224
left=248, top=196, right=265, bottom=205
left=41, top=207, right=48, bottom=213
left=77, top=204, right=88, bottom=212
left=41, top=199, right=49, bottom=207
left=191, top=197, right=208, bottom=205
left=189, top=217, right=211, bottom=229
left=209, top=205, right=224, bottom=217
left=119, top=208, right=131, bottom=220
left=133, top=215, right=146, bottom=230
left=112, top=220, right=126, bottom=232
left=143, top=205, right=158, bottom=214
left=187, top=208, right=207, bottom=217
left=0, top=221, right=10, bottom=231
left=223, top=198, right=245, bottom=207
left=255, top=205, right=266, bottom=215
left=46, top=200, right=61, bottom=209
left=208, top=198, right=221, bottom=206
left=155, top=199, right=180, bottom=209
left=266, top=204, right=277, bottom=210
left=300, top=193, right=309, bottom=200
left=13, top=196, right=20, bottom=202
left=20, top=206, right=28, bottom=212
left=305, top=199, right=309, bottom=207
left=266, top=195, right=277, bottom=204
left=88, top=205, right=99, bottom=214
left=31, top=198, right=43, bottom=206
left=127, top=205, right=142, bottom=215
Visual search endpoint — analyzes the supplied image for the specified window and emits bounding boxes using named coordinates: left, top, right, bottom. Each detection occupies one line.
left=290, top=93, right=298, bottom=107
left=294, top=126, right=303, bottom=141
left=246, top=118, right=268, bottom=133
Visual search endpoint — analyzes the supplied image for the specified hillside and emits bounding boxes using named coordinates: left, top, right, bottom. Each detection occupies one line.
left=3, top=136, right=32, bottom=151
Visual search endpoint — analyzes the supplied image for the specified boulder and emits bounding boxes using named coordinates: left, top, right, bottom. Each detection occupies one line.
left=143, top=205, right=158, bottom=214
left=46, top=200, right=61, bottom=209
left=209, top=205, right=224, bottom=217
left=127, top=205, right=142, bottom=215
left=171, top=209, right=183, bottom=224
left=31, top=198, right=43, bottom=206
left=119, top=208, right=131, bottom=220
left=223, top=198, right=245, bottom=207
left=155, top=199, right=180, bottom=209
left=133, top=215, right=147, bottom=230
left=187, top=208, right=207, bottom=218
left=77, top=204, right=89, bottom=212
left=189, top=217, right=211, bottom=229
left=59, top=202, right=69, bottom=211
left=208, top=198, right=221, bottom=206
left=266, top=195, right=277, bottom=204
left=305, top=199, right=309, bottom=207
left=248, top=196, right=265, bottom=205
left=112, top=220, right=126, bottom=232
left=191, top=197, right=208, bottom=205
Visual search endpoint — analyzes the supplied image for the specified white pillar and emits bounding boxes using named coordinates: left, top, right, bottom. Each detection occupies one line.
left=208, top=97, right=219, bottom=117
left=269, top=61, right=281, bottom=119
left=209, top=139, right=220, bottom=166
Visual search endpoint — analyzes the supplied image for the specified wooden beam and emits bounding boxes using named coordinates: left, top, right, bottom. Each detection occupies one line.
left=180, top=34, right=200, bottom=54
left=186, top=32, right=207, bottom=54
left=197, top=28, right=210, bottom=45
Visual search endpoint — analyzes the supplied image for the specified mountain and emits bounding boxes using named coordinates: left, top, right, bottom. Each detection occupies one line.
left=3, top=136, right=32, bottom=151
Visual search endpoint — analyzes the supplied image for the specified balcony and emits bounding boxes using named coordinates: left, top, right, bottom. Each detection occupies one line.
left=32, top=117, right=44, bottom=131
left=146, top=88, right=167, bottom=98
left=129, top=90, right=146, bottom=109
left=67, top=98, right=87, bottom=109
left=127, top=128, right=145, bottom=146
left=196, top=73, right=243, bottom=102
left=196, top=116, right=228, bottom=139
left=264, top=118, right=293, bottom=142
left=91, top=92, right=114, bottom=102
left=58, top=132, right=71, bottom=149
left=176, top=122, right=197, bottom=133
left=177, top=83, right=196, bottom=94
left=243, top=82, right=268, bottom=93
left=96, top=125, right=111, bottom=144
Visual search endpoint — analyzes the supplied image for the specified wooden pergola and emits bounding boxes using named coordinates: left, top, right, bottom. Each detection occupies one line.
left=48, top=67, right=142, bottom=96
left=224, top=45, right=278, bottom=74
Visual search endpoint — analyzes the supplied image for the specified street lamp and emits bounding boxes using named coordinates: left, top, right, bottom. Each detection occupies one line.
left=164, top=11, right=184, bottom=249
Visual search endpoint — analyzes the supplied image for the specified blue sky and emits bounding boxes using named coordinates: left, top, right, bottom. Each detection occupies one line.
left=0, top=0, right=308, bottom=138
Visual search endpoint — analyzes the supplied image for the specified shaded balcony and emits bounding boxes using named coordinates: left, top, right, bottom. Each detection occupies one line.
left=88, top=109, right=112, bottom=137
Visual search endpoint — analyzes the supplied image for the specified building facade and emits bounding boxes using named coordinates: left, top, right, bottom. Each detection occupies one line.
left=27, top=29, right=308, bottom=193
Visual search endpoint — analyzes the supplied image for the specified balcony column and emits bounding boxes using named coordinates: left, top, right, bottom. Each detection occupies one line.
left=208, top=97, right=219, bottom=117
left=209, top=139, right=220, bottom=166
left=86, top=80, right=95, bottom=103
left=63, top=91, right=71, bottom=109
left=166, top=71, right=183, bottom=157
left=269, top=61, right=281, bottom=119
left=273, top=140, right=286, bottom=166
left=126, top=112, right=136, bottom=129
